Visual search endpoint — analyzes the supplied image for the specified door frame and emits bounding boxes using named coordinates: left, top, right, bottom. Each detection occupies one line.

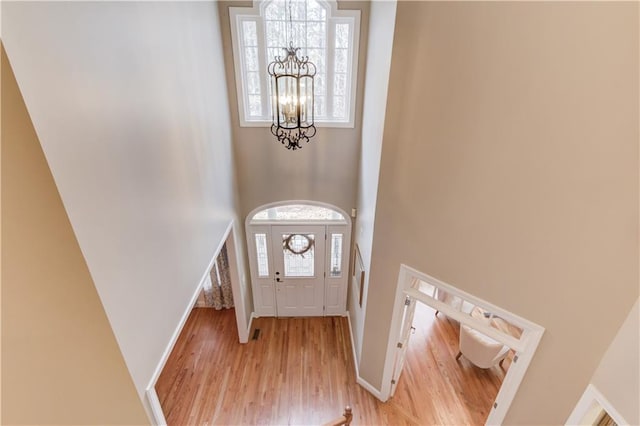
left=245, top=200, right=352, bottom=318
left=381, top=264, right=545, bottom=425
left=389, top=295, right=417, bottom=397
left=565, top=384, right=629, bottom=425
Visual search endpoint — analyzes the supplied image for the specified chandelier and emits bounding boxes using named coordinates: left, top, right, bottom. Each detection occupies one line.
left=267, top=1, right=316, bottom=150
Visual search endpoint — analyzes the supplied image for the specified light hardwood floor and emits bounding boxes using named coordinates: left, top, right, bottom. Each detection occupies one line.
left=156, top=303, right=509, bottom=425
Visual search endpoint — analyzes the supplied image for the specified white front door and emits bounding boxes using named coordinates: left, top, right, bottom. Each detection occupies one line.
left=271, top=225, right=326, bottom=317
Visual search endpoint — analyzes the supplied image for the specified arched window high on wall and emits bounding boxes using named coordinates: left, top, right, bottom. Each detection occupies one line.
left=246, top=201, right=351, bottom=317
left=229, top=0, right=360, bottom=127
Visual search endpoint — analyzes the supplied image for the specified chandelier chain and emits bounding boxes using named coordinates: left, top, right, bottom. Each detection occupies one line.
left=287, top=0, right=293, bottom=46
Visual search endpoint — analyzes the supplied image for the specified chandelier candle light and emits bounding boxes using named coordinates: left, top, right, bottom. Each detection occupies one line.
left=267, top=1, right=316, bottom=150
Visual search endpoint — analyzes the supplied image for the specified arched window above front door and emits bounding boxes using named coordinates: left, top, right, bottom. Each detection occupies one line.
left=249, top=202, right=348, bottom=224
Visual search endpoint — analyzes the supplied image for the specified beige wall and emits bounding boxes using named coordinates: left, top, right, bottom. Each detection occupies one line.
left=1, top=46, right=148, bottom=425
left=218, top=1, right=369, bottom=219
left=590, top=298, right=639, bottom=425
left=359, top=2, right=639, bottom=424
left=2, top=1, right=248, bottom=399
left=350, top=0, right=396, bottom=364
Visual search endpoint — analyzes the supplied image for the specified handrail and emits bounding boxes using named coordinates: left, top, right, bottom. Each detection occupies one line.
left=322, top=406, right=352, bottom=426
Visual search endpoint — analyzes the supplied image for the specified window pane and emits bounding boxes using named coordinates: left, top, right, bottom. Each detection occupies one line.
left=255, top=234, right=269, bottom=277
left=414, top=279, right=436, bottom=297
left=306, top=22, right=325, bottom=48
left=333, top=95, right=345, bottom=119
left=248, top=95, right=262, bottom=116
left=244, top=47, right=259, bottom=71
left=307, top=48, right=326, bottom=73
left=488, top=312, right=524, bottom=339
left=247, top=72, right=261, bottom=95
left=242, top=20, right=258, bottom=46
left=266, top=21, right=286, bottom=48
left=290, top=0, right=306, bottom=20
left=333, top=73, right=346, bottom=96
left=315, top=73, right=326, bottom=94
left=315, top=95, right=326, bottom=117
left=283, top=234, right=315, bottom=277
left=435, top=288, right=463, bottom=311
left=267, top=47, right=282, bottom=62
left=335, top=48, right=348, bottom=73
left=292, top=22, right=306, bottom=48
left=306, top=0, right=326, bottom=21
left=335, top=23, right=350, bottom=48
left=472, top=308, right=524, bottom=339
left=252, top=204, right=346, bottom=221
left=265, top=1, right=285, bottom=20
left=330, top=234, right=343, bottom=277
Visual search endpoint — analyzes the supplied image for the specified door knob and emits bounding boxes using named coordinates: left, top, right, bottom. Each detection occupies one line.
left=276, top=278, right=281, bottom=282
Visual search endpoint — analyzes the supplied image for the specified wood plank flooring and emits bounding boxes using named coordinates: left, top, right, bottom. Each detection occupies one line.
left=156, top=303, right=508, bottom=425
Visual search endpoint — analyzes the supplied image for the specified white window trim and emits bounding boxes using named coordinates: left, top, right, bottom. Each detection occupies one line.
left=229, top=0, right=360, bottom=128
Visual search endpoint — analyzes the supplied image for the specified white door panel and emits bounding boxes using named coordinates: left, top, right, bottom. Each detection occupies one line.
left=326, top=283, right=340, bottom=307
left=272, top=225, right=325, bottom=317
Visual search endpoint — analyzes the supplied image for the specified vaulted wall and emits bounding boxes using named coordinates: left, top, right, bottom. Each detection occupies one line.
left=359, top=2, right=639, bottom=424
left=1, top=45, right=148, bottom=425
left=1, top=1, right=247, bottom=411
left=350, top=0, right=397, bottom=364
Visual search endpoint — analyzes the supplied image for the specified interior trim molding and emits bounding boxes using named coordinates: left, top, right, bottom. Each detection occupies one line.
left=346, top=312, right=359, bottom=376
left=565, top=384, right=629, bottom=426
left=145, top=388, right=167, bottom=426
left=247, top=311, right=256, bottom=339
left=381, top=264, right=546, bottom=425
left=356, top=376, right=386, bottom=402
left=346, top=311, right=386, bottom=402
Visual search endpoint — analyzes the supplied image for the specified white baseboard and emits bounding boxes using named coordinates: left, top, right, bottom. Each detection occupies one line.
left=143, top=221, right=249, bottom=425
left=357, top=376, right=386, bottom=402
left=146, top=222, right=238, bottom=391
left=345, top=312, right=386, bottom=402
left=346, top=312, right=360, bottom=377
left=243, top=312, right=256, bottom=342
left=146, top=275, right=205, bottom=392
left=145, top=388, right=167, bottom=426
